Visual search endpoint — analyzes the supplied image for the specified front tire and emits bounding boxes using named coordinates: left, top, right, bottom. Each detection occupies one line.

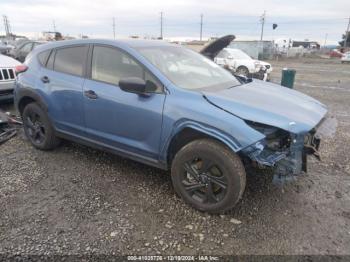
left=236, top=66, right=249, bottom=77
left=171, top=139, right=246, bottom=213
left=22, top=103, right=60, bottom=150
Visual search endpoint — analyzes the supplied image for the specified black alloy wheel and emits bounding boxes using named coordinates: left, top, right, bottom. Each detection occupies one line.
left=181, top=157, right=228, bottom=204
left=22, top=103, right=60, bottom=150
left=24, top=110, right=46, bottom=145
left=171, top=139, right=246, bottom=213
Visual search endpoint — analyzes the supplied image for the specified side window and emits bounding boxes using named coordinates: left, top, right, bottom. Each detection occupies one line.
left=54, top=46, right=88, bottom=76
left=38, top=50, right=51, bottom=66
left=92, top=46, right=162, bottom=92
left=46, top=50, right=55, bottom=70
left=21, top=43, right=32, bottom=53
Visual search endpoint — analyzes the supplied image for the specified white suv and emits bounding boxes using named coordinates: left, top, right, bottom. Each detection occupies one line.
left=0, top=54, right=21, bottom=101
left=214, top=48, right=272, bottom=80
left=341, top=52, right=350, bottom=64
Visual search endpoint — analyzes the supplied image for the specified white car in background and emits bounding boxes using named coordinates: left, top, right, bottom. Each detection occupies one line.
left=214, top=48, right=273, bottom=80
left=341, top=52, right=350, bottom=63
left=0, top=54, right=21, bottom=102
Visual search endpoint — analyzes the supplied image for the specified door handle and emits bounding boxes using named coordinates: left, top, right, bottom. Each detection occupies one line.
left=84, top=90, right=98, bottom=99
left=41, top=76, right=50, bottom=83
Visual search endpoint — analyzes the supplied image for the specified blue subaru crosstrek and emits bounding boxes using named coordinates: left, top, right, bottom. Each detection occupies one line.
left=14, top=39, right=329, bottom=213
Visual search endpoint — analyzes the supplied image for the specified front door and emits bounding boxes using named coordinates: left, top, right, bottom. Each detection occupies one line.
left=83, top=45, right=166, bottom=161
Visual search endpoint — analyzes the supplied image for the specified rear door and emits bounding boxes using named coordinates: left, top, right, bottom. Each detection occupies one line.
left=82, top=45, right=166, bottom=161
left=38, top=45, right=89, bottom=136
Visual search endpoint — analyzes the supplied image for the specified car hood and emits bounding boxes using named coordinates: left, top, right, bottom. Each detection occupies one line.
left=0, top=54, right=21, bottom=67
left=258, top=60, right=271, bottom=66
left=203, top=80, right=327, bottom=133
left=200, top=35, right=235, bottom=60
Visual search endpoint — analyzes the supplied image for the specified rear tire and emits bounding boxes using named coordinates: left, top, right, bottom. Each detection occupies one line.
left=22, top=103, right=60, bottom=150
left=171, top=139, right=246, bottom=213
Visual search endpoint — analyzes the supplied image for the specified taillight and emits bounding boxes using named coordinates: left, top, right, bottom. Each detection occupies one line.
left=15, top=64, right=28, bottom=75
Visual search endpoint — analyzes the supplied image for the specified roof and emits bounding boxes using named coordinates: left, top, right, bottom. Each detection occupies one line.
left=33, top=38, right=173, bottom=53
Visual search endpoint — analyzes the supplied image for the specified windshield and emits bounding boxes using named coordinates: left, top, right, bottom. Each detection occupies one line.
left=136, top=45, right=241, bottom=90
left=226, top=49, right=252, bottom=60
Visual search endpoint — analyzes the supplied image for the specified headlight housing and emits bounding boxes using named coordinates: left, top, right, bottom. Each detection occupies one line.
left=254, top=61, right=261, bottom=69
left=245, top=121, right=291, bottom=150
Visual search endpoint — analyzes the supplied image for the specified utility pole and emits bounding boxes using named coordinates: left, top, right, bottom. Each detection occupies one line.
left=324, top=33, right=328, bottom=47
left=260, top=11, right=266, bottom=41
left=160, top=12, right=163, bottom=39
left=3, top=15, right=11, bottom=37
left=200, top=14, right=203, bottom=41
left=53, top=20, right=56, bottom=32
left=344, top=16, right=350, bottom=48
left=112, top=17, right=116, bottom=39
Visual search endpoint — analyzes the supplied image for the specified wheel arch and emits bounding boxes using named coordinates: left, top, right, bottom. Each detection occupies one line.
left=164, top=121, right=242, bottom=167
left=236, top=65, right=250, bottom=71
left=16, top=88, right=48, bottom=116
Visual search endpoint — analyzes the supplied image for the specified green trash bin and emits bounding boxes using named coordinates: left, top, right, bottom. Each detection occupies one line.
left=281, top=68, right=296, bottom=89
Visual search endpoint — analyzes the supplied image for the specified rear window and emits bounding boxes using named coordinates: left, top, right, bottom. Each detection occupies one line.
left=53, top=45, right=88, bottom=77
left=38, top=50, right=51, bottom=66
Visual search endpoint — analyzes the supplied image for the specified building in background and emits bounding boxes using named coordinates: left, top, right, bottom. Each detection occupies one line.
left=292, top=40, right=320, bottom=49
left=228, top=40, right=275, bottom=59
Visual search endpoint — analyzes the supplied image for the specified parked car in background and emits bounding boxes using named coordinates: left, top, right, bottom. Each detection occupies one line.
left=341, top=51, right=350, bottom=63
left=199, top=36, right=272, bottom=81
left=0, top=42, right=12, bottom=55
left=0, top=54, right=21, bottom=101
left=329, top=49, right=343, bottom=58
left=10, top=38, right=30, bottom=49
left=9, top=41, right=46, bottom=62
left=15, top=39, right=330, bottom=213
left=214, top=48, right=272, bottom=80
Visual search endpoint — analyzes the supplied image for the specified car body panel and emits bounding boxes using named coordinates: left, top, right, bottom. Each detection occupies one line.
left=0, top=54, right=21, bottom=101
left=158, top=85, right=266, bottom=163
left=341, top=52, right=350, bottom=62
left=83, top=78, right=166, bottom=160
left=0, top=54, right=21, bottom=67
left=203, top=80, right=327, bottom=134
left=40, top=67, right=87, bottom=137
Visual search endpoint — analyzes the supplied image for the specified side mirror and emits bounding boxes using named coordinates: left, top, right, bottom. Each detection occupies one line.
left=235, top=74, right=253, bottom=84
left=227, top=55, right=234, bottom=60
left=119, top=77, right=147, bottom=94
left=119, top=77, right=158, bottom=94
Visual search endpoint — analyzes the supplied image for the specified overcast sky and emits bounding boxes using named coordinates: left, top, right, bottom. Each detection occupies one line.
left=1, top=0, right=349, bottom=44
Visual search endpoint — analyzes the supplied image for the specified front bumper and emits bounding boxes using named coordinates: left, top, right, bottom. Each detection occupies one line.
left=0, top=81, right=15, bottom=91
left=243, top=116, right=336, bottom=176
left=251, top=68, right=269, bottom=81
left=0, top=81, right=15, bottom=101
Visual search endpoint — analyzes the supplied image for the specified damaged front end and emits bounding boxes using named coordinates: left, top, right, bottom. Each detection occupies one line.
left=241, top=116, right=337, bottom=177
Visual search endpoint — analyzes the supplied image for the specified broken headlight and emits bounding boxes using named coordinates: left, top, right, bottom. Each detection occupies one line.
left=245, top=121, right=291, bottom=151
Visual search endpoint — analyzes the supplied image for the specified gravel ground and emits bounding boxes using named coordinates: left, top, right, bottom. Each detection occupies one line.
left=0, top=57, right=349, bottom=256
